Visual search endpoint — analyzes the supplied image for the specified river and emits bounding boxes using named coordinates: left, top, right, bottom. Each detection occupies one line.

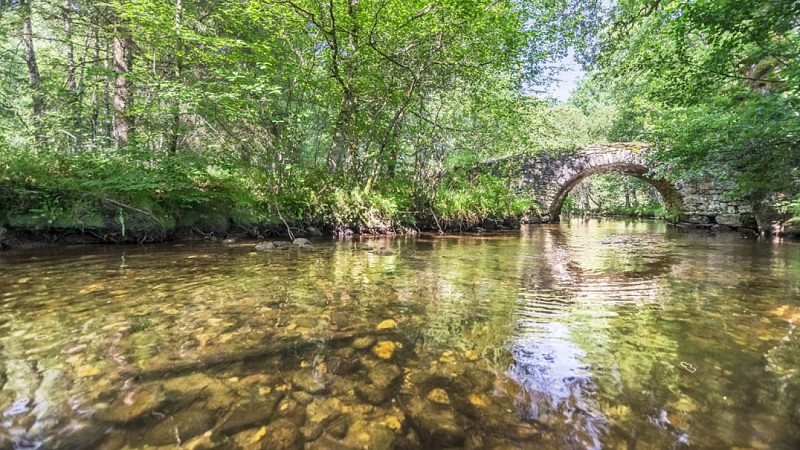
left=1, top=219, right=799, bottom=449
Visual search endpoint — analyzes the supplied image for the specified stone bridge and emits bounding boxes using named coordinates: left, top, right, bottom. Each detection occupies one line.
left=487, top=142, right=757, bottom=230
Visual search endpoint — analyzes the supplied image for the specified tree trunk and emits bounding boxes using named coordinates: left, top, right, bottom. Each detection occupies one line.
left=90, top=28, right=100, bottom=140
left=169, top=0, right=183, bottom=154
left=330, top=92, right=358, bottom=173
left=112, top=13, right=133, bottom=148
left=63, top=0, right=80, bottom=134
left=20, top=0, right=45, bottom=143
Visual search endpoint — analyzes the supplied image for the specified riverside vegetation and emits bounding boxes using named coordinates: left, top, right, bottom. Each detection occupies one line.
left=0, top=0, right=798, bottom=246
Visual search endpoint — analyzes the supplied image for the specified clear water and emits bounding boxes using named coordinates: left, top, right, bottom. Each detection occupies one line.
left=1, top=219, right=799, bottom=449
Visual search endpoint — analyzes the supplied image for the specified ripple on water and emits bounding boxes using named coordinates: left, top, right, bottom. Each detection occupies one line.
left=0, top=220, right=799, bottom=449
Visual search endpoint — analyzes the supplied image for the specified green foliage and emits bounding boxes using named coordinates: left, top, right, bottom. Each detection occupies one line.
left=435, top=174, right=533, bottom=227
left=0, top=0, right=620, bottom=236
left=0, top=147, right=265, bottom=234
left=588, top=0, right=800, bottom=207
left=563, top=173, right=666, bottom=218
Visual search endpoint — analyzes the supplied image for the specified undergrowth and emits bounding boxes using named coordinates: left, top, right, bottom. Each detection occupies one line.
left=0, top=147, right=533, bottom=239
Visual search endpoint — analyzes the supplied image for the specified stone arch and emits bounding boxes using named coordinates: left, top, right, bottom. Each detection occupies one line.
left=548, top=163, right=684, bottom=221
left=526, top=144, right=684, bottom=222
left=485, top=142, right=755, bottom=229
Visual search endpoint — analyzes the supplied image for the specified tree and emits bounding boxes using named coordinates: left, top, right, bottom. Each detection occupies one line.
left=593, top=0, right=800, bottom=201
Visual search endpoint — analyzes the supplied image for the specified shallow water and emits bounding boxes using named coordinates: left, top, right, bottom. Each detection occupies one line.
left=1, top=219, right=799, bottom=449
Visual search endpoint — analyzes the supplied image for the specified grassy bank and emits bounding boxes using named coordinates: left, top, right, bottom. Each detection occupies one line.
left=0, top=148, right=533, bottom=247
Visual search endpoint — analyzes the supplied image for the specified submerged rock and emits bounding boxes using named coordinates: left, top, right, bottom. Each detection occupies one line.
left=405, top=397, right=466, bottom=448
left=302, top=397, right=343, bottom=441
left=292, top=238, right=312, bottom=247
left=143, top=406, right=215, bottom=446
left=372, top=341, right=397, bottom=360
left=351, top=336, right=376, bottom=350
left=354, top=384, right=391, bottom=405
left=261, top=419, right=304, bottom=450
left=376, top=319, right=397, bottom=330
left=292, top=371, right=330, bottom=395
left=425, top=388, right=450, bottom=406
left=326, top=356, right=361, bottom=376
left=47, top=423, right=107, bottom=450
left=326, top=415, right=350, bottom=439
left=96, top=384, right=165, bottom=424
left=216, top=391, right=284, bottom=435
left=162, top=373, right=235, bottom=411
left=368, top=363, right=402, bottom=389
left=341, top=419, right=395, bottom=450
left=292, top=390, right=314, bottom=405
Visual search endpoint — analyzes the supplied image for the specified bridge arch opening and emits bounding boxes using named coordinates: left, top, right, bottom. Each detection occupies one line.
left=547, top=163, right=683, bottom=222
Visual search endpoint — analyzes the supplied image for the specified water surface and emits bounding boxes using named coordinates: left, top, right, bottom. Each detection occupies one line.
left=1, top=219, right=799, bottom=449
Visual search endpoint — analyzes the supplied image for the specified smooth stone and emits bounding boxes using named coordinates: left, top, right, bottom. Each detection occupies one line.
left=96, top=384, right=164, bottom=424
left=426, top=388, right=450, bottom=406
left=376, top=319, right=397, bottom=330
left=216, top=392, right=284, bottom=435
left=372, top=341, right=396, bottom=360
left=260, top=419, right=304, bottom=450
left=351, top=336, right=376, bottom=350
left=292, top=371, right=330, bottom=395
left=468, top=394, right=488, bottom=408
left=406, top=397, right=466, bottom=448
left=292, top=238, right=312, bottom=246
left=368, top=363, right=402, bottom=389
left=306, top=227, right=323, bottom=236
left=255, top=242, right=275, bottom=252
left=354, top=384, right=391, bottom=405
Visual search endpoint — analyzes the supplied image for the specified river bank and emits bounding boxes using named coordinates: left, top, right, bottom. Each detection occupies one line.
left=0, top=216, right=524, bottom=250
left=4, top=213, right=800, bottom=251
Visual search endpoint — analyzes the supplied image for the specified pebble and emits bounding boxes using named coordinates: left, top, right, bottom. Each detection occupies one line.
left=351, top=336, right=376, bottom=350
left=376, top=319, right=397, bottom=330
left=372, top=341, right=397, bottom=360
left=426, top=388, right=450, bottom=406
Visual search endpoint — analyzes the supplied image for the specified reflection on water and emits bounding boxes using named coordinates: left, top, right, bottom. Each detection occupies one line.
left=1, top=218, right=799, bottom=449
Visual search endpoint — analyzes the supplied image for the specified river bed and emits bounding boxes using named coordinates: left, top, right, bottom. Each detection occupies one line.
left=1, top=219, right=799, bottom=449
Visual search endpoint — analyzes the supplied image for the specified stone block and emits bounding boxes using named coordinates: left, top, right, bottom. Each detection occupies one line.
left=715, top=214, right=743, bottom=228
left=684, top=215, right=712, bottom=224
